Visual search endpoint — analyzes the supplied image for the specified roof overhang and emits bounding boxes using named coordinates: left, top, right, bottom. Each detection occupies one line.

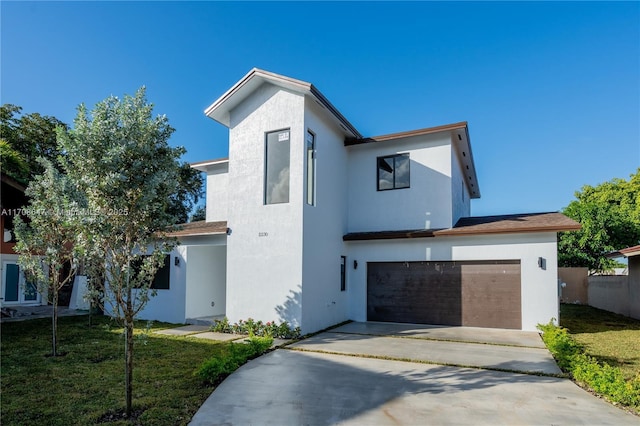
left=343, top=212, right=581, bottom=241
left=607, top=244, right=640, bottom=258
left=190, top=157, right=229, bottom=173
left=1, top=173, right=26, bottom=192
left=165, top=221, right=228, bottom=238
left=344, top=122, right=481, bottom=199
left=204, top=68, right=361, bottom=138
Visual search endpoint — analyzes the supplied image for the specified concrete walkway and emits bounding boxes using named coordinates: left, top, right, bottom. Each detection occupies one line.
left=0, top=305, right=88, bottom=323
left=189, top=322, right=639, bottom=425
left=153, top=325, right=292, bottom=348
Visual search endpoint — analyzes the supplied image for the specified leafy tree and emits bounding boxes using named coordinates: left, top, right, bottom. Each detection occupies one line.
left=59, top=88, right=183, bottom=417
left=169, top=162, right=204, bottom=223
left=190, top=204, right=206, bottom=222
left=0, top=138, right=28, bottom=179
left=14, top=158, right=84, bottom=356
left=1, top=103, right=202, bottom=224
left=558, top=169, right=640, bottom=272
left=0, top=104, right=68, bottom=184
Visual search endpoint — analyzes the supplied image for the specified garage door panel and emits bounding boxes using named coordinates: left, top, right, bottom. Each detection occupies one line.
left=368, top=262, right=462, bottom=325
left=460, top=263, right=521, bottom=329
left=367, top=261, right=521, bottom=329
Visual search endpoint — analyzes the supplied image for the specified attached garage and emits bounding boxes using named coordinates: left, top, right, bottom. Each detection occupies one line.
left=367, top=260, right=522, bottom=329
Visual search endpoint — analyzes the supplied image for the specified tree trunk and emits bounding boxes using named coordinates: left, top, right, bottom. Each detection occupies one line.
left=124, top=316, right=133, bottom=417
left=124, top=287, right=133, bottom=418
left=51, top=285, right=58, bottom=356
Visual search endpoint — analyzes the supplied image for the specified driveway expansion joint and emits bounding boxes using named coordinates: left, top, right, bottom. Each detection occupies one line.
left=328, top=330, right=548, bottom=350
left=282, top=346, right=567, bottom=378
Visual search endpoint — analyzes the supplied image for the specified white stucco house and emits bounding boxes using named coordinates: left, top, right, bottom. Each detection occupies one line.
left=136, top=68, right=580, bottom=333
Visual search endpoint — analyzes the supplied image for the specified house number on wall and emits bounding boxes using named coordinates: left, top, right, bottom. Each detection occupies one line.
left=258, top=232, right=269, bottom=237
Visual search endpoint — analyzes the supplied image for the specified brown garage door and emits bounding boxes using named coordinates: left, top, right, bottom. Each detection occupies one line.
left=367, top=261, right=521, bottom=329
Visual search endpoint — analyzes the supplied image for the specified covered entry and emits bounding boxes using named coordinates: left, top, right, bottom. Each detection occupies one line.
left=367, top=260, right=521, bottom=329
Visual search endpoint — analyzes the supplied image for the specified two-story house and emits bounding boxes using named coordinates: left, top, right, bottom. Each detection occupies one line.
left=136, top=68, right=580, bottom=333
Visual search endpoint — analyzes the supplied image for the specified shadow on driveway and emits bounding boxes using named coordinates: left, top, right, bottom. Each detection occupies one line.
left=190, top=349, right=638, bottom=425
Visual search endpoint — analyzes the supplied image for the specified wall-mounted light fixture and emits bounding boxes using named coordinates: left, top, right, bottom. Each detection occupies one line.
left=538, top=257, right=546, bottom=270
left=353, top=260, right=358, bottom=270
left=226, top=227, right=232, bottom=236
left=175, top=257, right=180, bottom=266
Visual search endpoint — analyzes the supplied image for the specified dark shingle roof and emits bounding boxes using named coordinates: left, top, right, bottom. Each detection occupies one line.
left=343, top=212, right=580, bottom=241
left=165, top=221, right=228, bottom=237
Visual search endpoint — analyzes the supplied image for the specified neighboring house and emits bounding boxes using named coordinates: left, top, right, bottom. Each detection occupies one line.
left=0, top=173, right=42, bottom=307
left=136, top=68, right=580, bottom=332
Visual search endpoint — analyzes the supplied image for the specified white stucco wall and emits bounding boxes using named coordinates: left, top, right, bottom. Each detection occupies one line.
left=346, top=133, right=454, bottom=232
left=451, top=147, right=471, bottom=225
left=346, top=232, right=559, bottom=331
left=185, top=244, right=226, bottom=319
left=206, top=162, right=229, bottom=222
left=225, top=83, right=305, bottom=327
left=136, top=246, right=187, bottom=324
left=134, top=234, right=227, bottom=324
left=300, top=98, right=350, bottom=333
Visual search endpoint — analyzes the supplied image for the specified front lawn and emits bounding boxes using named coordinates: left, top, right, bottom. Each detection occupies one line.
left=1, top=315, right=227, bottom=425
left=560, top=303, right=640, bottom=380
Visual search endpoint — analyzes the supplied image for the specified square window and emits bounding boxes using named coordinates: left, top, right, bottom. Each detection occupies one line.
left=377, top=153, right=410, bottom=191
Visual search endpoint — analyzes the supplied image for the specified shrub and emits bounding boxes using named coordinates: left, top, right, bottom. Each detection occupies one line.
left=196, top=336, right=273, bottom=385
left=211, top=317, right=301, bottom=339
left=538, top=320, right=640, bottom=408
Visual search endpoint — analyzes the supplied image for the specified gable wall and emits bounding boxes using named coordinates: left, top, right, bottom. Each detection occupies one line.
left=346, top=133, right=454, bottom=232
left=205, top=163, right=229, bottom=222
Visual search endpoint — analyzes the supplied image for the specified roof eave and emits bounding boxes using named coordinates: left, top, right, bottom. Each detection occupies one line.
left=344, top=121, right=480, bottom=199
left=434, top=224, right=582, bottom=237
left=190, top=157, right=229, bottom=172
left=204, top=69, right=361, bottom=138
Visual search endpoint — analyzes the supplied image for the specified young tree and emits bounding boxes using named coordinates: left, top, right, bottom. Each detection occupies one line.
left=558, top=169, right=640, bottom=272
left=59, top=88, right=183, bottom=417
left=14, top=158, right=84, bottom=356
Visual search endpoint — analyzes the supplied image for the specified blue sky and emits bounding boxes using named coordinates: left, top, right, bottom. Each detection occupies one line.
left=2, top=1, right=638, bottom=216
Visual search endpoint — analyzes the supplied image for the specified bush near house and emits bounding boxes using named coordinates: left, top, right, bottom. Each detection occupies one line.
left=211, top=317, right=301, bottom=339
left=196, top=336, right=273, bottom=385
left=538, top=308, right=640, bottom=413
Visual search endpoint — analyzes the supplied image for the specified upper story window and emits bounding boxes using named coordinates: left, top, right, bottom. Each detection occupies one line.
left=265, top=129, right=290, bottom=204
left=306, top=130, right=316, bottom=206
left=377, top=153, right=410, bottom=191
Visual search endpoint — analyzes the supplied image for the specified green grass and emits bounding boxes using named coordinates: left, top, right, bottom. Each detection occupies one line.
left=1, top=315, right=231, bottom=425
left=560, top=304, right=640, bottom=380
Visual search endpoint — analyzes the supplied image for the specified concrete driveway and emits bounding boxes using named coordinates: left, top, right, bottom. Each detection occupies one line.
left=189, top=322, right=639, bottom=425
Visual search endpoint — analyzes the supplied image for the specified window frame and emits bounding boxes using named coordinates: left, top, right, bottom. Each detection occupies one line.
left=306, top=129, right=316, bottom=206
left=264, top=128, right=291, bottom=205
left=376, top=153, right=410, bottom=191
left=131, top=254, right=171, bottom=290
left=340, top=256, right=346, bottom=291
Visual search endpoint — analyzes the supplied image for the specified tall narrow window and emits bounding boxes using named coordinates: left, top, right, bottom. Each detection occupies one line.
left=340, top=256, right=346, bottom=291
left=306, top=130, right=316, bottom=205
left=377, top=153, right=410, bottom=191
left=265, top=129, right=290, bottom=204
